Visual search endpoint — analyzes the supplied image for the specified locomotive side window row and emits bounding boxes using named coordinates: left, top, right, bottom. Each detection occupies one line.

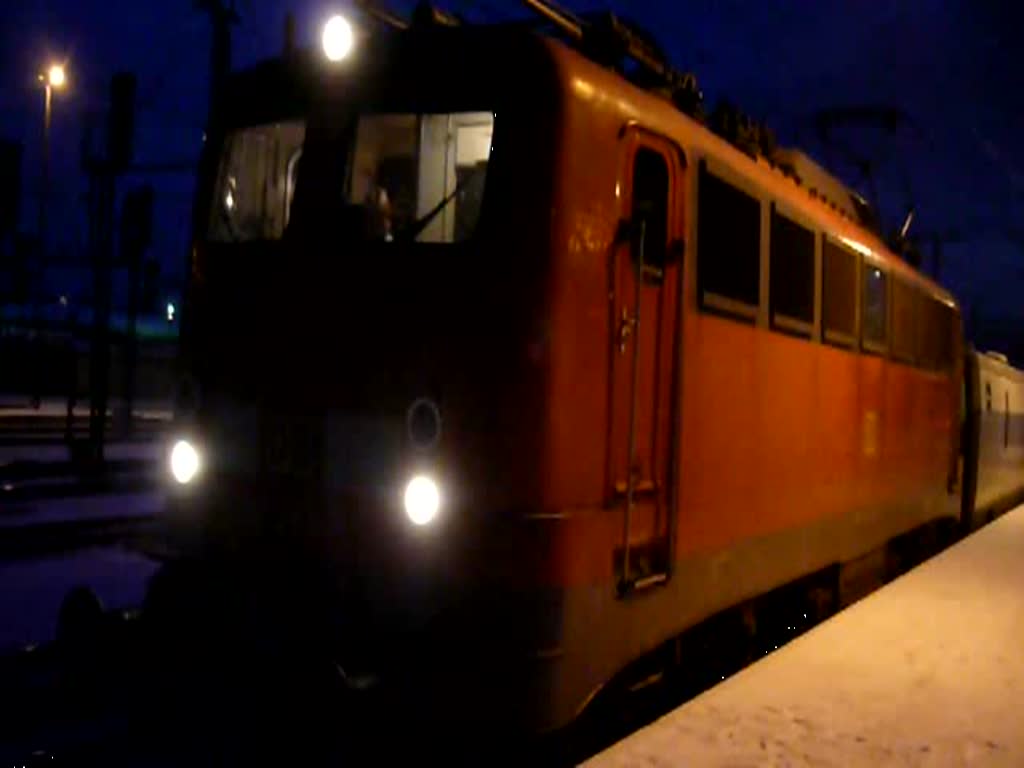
left=696, top=157, right=956, bottom=371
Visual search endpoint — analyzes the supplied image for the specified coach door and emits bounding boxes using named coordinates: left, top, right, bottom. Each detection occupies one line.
left=610, top=127, right=685, bottom=594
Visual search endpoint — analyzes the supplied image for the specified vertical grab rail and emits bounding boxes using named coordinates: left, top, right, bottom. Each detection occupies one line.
left=620, top=220, right=645, bottom=591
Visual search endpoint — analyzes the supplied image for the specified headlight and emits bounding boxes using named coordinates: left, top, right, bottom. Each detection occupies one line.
left=170, top=439, right=201, bottom=485
left=322, top=14, right=354, bottom=62
left=404, top=475, right=440, bottom=526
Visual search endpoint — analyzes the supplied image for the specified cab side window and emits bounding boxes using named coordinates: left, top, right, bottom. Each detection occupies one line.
left=631, top=147, right=670, bottom=281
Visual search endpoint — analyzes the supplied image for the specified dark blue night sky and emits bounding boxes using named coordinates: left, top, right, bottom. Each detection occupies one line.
left=2, top=1, right=1021, bottom=345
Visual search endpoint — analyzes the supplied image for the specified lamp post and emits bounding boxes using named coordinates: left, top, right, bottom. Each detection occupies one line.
left=38, top=63, right=66, bottom=257
left=30, top=63, right=66, bottom=409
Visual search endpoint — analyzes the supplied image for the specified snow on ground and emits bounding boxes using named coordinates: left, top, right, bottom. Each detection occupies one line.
left=0, top=441, right=164, bottom=465
left=0, top=491, right=164, bottom=650
left=0, top=491, right=164, bottom=528
left=584, top=506, right=1024, bottom=768
left=0, top=397, right=171, bottom=420
left=0, top=547, right=159, bottom=651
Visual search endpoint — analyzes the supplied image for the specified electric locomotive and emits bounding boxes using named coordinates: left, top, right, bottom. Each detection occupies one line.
left=159, top=1, right=999, bottom=737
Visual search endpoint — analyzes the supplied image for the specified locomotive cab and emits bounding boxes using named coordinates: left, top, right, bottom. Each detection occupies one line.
left=164, top=20, right=567, bottom=732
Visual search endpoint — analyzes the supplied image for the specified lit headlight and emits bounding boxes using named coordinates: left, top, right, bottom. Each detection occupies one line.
left=404, top=475, right=440, bottom=526
left=322, top=14, right=354, bottom=62
left=170, top=439, right=201, bottom=485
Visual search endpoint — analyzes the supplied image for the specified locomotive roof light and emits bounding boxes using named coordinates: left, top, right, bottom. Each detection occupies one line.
left=404, top=474, right=441, bottom=526
left=322, top=13, right=355, bottom=62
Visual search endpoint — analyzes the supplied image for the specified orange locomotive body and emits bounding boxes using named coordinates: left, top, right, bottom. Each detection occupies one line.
left=169, top=9, right=963, bottom=736
left=517, top=38, right=961, bottom=729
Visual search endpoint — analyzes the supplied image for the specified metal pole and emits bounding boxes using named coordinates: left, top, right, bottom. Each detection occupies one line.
left=39, top=84, right=51, bottom=254
left=88, top=165, right=113, bottom=469
left=621, top=221, right=645, bottom=590
left=31, top=84, right=52, bottom=409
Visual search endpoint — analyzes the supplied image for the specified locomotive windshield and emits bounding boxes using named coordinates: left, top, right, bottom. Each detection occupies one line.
left=209, top=120, right=306, bottom=242
left=347, top=111, right=494, bottom=243
left=207, top=110, right=494, bottom=244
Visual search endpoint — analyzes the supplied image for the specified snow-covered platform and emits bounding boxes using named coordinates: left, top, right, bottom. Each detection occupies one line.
left=0, top=491, right=164, bottom=652
left=0, top=546, right=159, bottom=652
left=584, top=505, right=1024, bottom=767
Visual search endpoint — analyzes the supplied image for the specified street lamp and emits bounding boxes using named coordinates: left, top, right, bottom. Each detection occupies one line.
left=47, top=64, right=66, bottom=89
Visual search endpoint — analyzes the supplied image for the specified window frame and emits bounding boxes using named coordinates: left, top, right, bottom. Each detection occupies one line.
left=859, top=257, right=890, bottom=357
left=915, top=291, right=951, bottom=372
left=820, top=234, right=861, bottom=350
left=344, top=110, right=495, bottom=244
left=889, top=275, right=918, bottom=366
left=768, top=200, right=819, bottom=340
left=208, top=119, right=308, bottom=243
left=696, top=156, right=765, bottom=324
left=630, top=146, right=672, bottom=286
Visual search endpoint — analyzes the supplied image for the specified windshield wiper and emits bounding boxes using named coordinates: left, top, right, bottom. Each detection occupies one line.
left=395, top=164, right=486, bottom=243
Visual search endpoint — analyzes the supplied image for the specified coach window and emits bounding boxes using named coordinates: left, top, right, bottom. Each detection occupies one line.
left=631, top=148, right=670, bottom=282
left=698, top=161, right=761, bottom=319
left=769, top=206, right=815, bottom=336
left=861, top=262, right=888, bottom=353
left=822, top=237, right=858, bottom=347
left=890, top=278, right=916, bottom=364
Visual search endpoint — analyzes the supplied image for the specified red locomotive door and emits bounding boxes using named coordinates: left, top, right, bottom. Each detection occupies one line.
left=610, top=128, right=684, bottom=594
